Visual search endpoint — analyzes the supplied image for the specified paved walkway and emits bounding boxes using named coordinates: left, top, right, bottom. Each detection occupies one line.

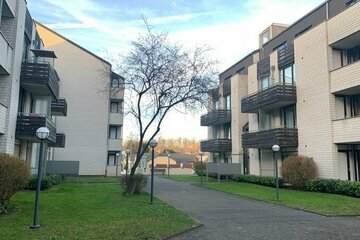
left=146, top=177, right=360, bottom=240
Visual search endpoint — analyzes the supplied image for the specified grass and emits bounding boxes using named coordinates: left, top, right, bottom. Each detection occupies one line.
left=0, top=177, right=197, bottom=240
left=202, top=181, right=360, bottom=216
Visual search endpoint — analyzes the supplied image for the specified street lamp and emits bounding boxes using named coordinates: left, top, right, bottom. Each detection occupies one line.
left=167, top=151, right=171, bottom=178
left=199, top=151, right=204, bottom=184
left=125, top=149, right=130, bottom=191
left=149, top=139, right=158, bottom=204
left=30, top=127, right=50, bottom=230
left=116, top=152, right=120, bottom=177
left=272, top=144, right=280, bottom=201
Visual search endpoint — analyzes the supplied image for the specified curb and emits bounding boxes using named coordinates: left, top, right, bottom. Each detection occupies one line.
left=163, top=222, right=203, bottom=240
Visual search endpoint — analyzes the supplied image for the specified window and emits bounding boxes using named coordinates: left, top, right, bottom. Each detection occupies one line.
left=224, top=123, right=231, bottom=139
left=346, top=0, right=359, bottom=7
left=347, top=45, right=360, bottom=65
left=109, top=125, right=121, bottom=139
left=212, top=125, right=220, bottom=139
left=111, top=78, right=119, bottom=88
left=236, top=68, right=245, bottom=75
left=281, top=105, right=296, bottom=128
left=107, top=152, right=118, bottom=166
left=214, top=100, right=219, bottom=110
left=259, top=110, right=274, bottom=130
left=262, top=31, right=269, bottom=44
left=110, top=101, right=122, bottom=113
left=350, top=94, right=360, bottom=117
left=259, top=75, right=270, bottom=90
left=225, top=95, right=231, bottom=110
left=280, top=65, right=295, bottom=85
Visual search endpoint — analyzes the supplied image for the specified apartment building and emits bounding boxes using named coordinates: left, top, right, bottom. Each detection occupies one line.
left=201, top=0, right=360, bottom=181
left=0, top=0, right=124, bottom=176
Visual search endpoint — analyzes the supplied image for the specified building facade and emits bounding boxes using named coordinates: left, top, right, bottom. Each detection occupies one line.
left=201, top=0, right=360, bottom=181
left=0, top=0, right=124, bottom=176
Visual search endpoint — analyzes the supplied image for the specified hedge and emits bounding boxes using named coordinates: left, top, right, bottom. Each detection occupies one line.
left=0, top=153, right=30, bottom=214
left=305, top=179, right=360, bottom=198
left=26, top=174, right=65, bottom=191
left=232, top=174, right=284, bottom=188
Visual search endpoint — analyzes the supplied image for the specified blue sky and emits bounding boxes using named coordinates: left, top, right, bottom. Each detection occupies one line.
left=28, top=0, right=324, bottom=140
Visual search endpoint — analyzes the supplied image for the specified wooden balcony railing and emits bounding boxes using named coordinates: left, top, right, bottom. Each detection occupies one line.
left=16, top=113, right=56, bottom=143
left=242, top=127, right=298, bottom=149
left=200, top=109, right=231, bottom=126
left=51, top=98, right=67, bottom=116
left=241, top=83, right=296, bottom=113
left=200, top=138, right=232, bottom=152
left=48, top=133, right=66, bottom=148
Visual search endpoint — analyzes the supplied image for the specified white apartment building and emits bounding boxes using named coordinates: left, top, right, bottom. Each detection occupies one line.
left=201, top=0, right=360, bottom=181
left=0, top=0, right=124, bottom=176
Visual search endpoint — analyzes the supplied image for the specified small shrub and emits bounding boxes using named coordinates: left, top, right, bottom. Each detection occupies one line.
left=120, top=174, right=148, bottom=194
left=193, top=161, right=206, bottom=176
left=281, top=155, right=317, bottom=189
left=231, top=174, right=283, bottom=188
left=0, top=153, right=30, bottom=214
left=305, top=179, right=360, bottom=198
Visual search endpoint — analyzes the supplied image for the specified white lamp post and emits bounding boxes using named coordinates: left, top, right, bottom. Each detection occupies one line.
left=167, top=151, right=171, bottom=178
left=199, top=151, right=204, bottom=184
left=30, top=127, right=50, bottom=230
left=149, top=139, right=158, bottom=204
left=125, top=149, right=130, bottom=191
left=116, top=152, right=120, bottom=177
left=272, top=144, right=280, bottom=201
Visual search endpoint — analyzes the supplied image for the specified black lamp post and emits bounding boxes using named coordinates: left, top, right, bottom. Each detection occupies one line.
left=272, top=144, right=280, bottom=201
left=149, top=139, right=157, bottom=204
left=116, top=152, right=120, bottom=177
left=125, top=149, right=130, bottom=190
left=167, top=151, right=171, bottom=178
left=30, top=127, right=50, bottom=230
left=199, top=150, right=204, bottom=184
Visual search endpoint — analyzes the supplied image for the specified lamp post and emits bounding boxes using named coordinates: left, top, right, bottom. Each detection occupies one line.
left=125, top=149, right=130, bottom=190
left=167, top=151, right=171, bottom=178
left=116, top=152, right=120, bottom=177
left=199, top=151, right=204, bottom=184
left=30, top=127, right=50, bottom=230
left=272, top=144, right=280, bottom=201
left=149, top=139, right=158, bottom=204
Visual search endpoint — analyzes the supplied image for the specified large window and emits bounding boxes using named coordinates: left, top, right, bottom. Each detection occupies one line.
left=224, top=123, right=231, bottom=139
left=347, top=45, right=360, bottom=65
left=281, top=105, right=296, bottom=128
left=259, top=75, right=270, bottom=90
left=336, top=94, right=360, bottom=119
left=280, top=65, right=295, bottom=85
left=259, top=110, right=274, bottom=130
left=110, top=100, right=122, bottom=113
left=262, top=31, right=269, bottom=45
left=111, top=78, right=119, bottom=88
left=107, top=151, right=118, bottom=166
left=214, top=100, right=219, bottom=110
left=225, top=95, right=231, bottom=110
left=109, top=125, right=121, bottom=139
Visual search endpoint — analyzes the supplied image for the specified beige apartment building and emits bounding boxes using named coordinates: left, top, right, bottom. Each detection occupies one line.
left=0, top=0, right=124, bottom=176
left=201, top=0, right=360, bottom=181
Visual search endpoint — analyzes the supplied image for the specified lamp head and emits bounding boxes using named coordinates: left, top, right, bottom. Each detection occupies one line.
left=125, top=149, right=130, bottom=155
left=149, top=139, right=158, bottom=148
left=36, top=127, right=50, bottom=140
left=199, top=151, right=204, bottom=156
left=272, top=144, right=280, bottom=152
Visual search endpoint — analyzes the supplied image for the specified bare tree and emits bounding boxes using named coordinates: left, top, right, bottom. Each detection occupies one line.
left=119, top=22, right=217, bottom=194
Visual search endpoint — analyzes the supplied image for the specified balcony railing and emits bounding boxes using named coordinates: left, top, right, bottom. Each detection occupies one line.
left=241, top=83, right=296, bottom=113
left=242, top=127, right=298, bottom=149
left=21, top=61, right=60, bottom=100
left=0, top=32, right=13, bottom=75
left=278, top=43, right=294, bottom=69
left=200, top=109, right=231, bottom=126
left=48, top=133, right=66, bottom=148
left=200, top=138, right=232, bottom=152
left=51, top=98, right=67, bottom=116
left=16, top=113, right=56, bottom=143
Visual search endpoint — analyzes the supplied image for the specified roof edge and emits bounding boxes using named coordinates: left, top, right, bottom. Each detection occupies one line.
left=34, top=21, right=112, bottom=67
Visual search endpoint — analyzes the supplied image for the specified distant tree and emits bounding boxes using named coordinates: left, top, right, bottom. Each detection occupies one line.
left=118, top=21, right=217, bottom=194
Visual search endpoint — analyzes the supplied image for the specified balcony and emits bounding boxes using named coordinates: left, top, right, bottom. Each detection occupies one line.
left=20, top=61, right=59, bottom=100
left=108, top=138, right=122, bottom=151
left=109, top=112, right=123, bottom=125
left=200, top=139, right=232, bottom=152
left=48, top=133, right=66, bottom=148
left=241, top=83, right=296, bottom=113
left=0, top=32, right=12, bottom=74
left=16, top=113, right=56, bottom=143
left=331, top=60, right=360, bottom=95
left=277, top=43, right=294, bottom=69
left=200, top=109, right=231, bottom=126
left=51, top=98, right=67, bottom=116
left=242, top=127, right=298, bottom=149
left=333, top=117, right=360, bottom=144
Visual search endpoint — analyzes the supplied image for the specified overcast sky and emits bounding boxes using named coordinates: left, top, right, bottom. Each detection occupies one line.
left=28, top=0, right=324, bottom=140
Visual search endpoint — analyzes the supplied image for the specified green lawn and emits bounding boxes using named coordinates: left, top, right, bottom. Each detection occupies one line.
left=202, top=182, right=360, bottom=216
left=0, top=177, right=197, bottom=240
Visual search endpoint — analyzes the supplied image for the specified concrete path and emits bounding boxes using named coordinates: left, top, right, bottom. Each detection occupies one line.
left=147, top=177, right=360, bottom=240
